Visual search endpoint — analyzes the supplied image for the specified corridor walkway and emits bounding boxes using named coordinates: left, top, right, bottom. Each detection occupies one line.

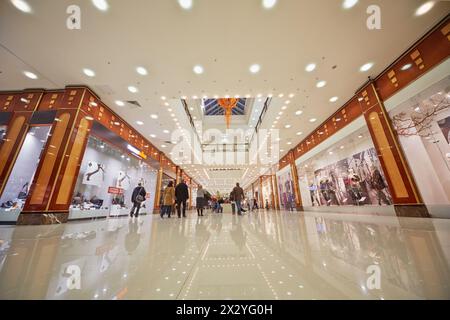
left=0, top=211, right=449, bottom=300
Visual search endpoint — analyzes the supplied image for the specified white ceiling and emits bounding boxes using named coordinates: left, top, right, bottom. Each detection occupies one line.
left=0, top=0, right=449, bottom=192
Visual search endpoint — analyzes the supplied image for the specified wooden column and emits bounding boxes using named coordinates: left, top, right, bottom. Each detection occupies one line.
left=288, top=150, right=303, bottom=211
left=269, top=174, right=277, bottom=210
left=357, top=82, right=427, bottom=217
left=271, top=174, right=278, bottom=210
left=18, top=88, right=94, bottom=225
left=153, top=164, right=164, bottom=213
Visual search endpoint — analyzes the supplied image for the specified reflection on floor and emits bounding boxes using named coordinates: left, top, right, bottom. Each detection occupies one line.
left=0, top=210, right=449, bottom=300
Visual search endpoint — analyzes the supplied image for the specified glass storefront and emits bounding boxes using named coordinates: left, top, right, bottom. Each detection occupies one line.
left=296, top=125, right=392, bottom=211
left=388, top=76, right=450, bottom=218
left=69, top=136, right=157, bottom=220
left=0, top=126, right=51, bottom=222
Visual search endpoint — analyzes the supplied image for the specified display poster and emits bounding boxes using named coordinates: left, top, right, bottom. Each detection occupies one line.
left=82, top=161, right=105, bottom=186
left=302, top=147, right=392, bottom=206
left=277, top=169, right=295, bottom=210
left=437, top=115, right=450, bottom=145
left=116, top=171, right=131, bottom=190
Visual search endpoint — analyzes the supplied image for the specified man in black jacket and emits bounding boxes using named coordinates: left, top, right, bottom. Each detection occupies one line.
left=175, top=180, right=189, bottom=218
left=130, top=183, right=146, bottom=218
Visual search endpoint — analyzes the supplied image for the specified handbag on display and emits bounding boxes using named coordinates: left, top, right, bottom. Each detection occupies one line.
left=17, top=183, right=29, bottom=200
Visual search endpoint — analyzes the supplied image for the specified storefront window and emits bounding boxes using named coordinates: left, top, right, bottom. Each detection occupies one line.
left=0, top=126, right=51, bottom=221
left=388, top=76, right=450, bottom=217
left=277, top=168, right=296, bottom=211
left=296, top=126, right=392, bottom=209
left=69, top=136, right=157, bottom=219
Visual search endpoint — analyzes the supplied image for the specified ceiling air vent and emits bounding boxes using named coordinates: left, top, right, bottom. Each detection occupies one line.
left=125, top=100, right=142, bottom=109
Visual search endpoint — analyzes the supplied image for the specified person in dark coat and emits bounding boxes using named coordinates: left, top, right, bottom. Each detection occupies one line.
left=175, top=180, right=190, bottom=218
left=231, top=183, right=245, bottom=215
left=130, top=183, right=146, bottom=217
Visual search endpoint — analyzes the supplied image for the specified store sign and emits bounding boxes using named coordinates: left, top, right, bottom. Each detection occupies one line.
left=108, top=187, right=124, bottom=194
left=127, top=144, right=147, bottom=160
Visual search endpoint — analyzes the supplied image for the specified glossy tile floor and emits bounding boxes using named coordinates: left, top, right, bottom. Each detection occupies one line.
left=0, top=210, right=449, bottom=300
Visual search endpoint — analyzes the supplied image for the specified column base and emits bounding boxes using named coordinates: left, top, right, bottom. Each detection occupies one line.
left=17, top=212, right=69, bottom=225
left=394, top=204, right=430, bottom=218
left=296, top=205, right=304, bottom=212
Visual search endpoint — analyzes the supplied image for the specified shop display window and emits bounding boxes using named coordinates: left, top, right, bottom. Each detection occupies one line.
left=296, top=126, right=392, bottom=208
left=277, top=168, right=296, bottom=211
left=388, top=76, right=450, bottom=217
left=70, top=136, right=157, bottom=218
left=0, top=126, right=51, bottom=220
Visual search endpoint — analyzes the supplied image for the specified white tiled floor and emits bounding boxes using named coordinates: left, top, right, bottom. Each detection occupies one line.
left=0, top=210, right=449, bottom=300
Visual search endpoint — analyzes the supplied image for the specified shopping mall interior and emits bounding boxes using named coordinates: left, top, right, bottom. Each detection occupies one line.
left=0, top=0, right=449, bottom=301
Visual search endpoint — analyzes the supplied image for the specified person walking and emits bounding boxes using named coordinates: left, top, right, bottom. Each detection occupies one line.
left=232, top=183, right=245, bottom=216
left=175, top=179, right=189, bottom=218
left=130, top=183, right=146, bottom=218
left=161, top=181, right=175, bottom=218
left=196, top=185, right=206, bottom=216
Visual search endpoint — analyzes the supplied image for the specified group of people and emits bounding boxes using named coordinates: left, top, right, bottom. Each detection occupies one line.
left=160, top=180, right=192, bottom=218
left=130, top=181, right=252, bottom=219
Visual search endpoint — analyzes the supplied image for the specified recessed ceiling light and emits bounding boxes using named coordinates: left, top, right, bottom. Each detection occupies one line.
left=136, top=121, right=144, bottom=126
left=23, top=71, right=38, bottom=79
left=161, top=144, right=167, bottom=148
left=281, top=106, right=287, bottom=110
left=305, top=63, right=316, bottom=72
left=309, top=118, right=317, bottom=123
left=262, top=0, right=277, bottom=9
left=128, top=86, right=138, bottom=93
left=92, top=0, right=109, bottom=11
left=296, top=131, right=303, bottom=136
left=136, top=66, right=148, bottom=75
left=342, top=0, right=358, bottom=9
left=285, top=124, right=291, bottom=129
left=278, top=112, right=283, bottom=115
left=193, top=65, right=204, bottom=74
left=161, top=96, right=166, bottom=100
left=360, top=62, right=374, bottom=72
left=192, top=95, right=198, bottom=99
left=150, top=134, right=156, bottom=138
left=115, top=100, right=125, bottom=107
left=316, top=80, right=327, bottom=88
left=11, top=0, right=32, bottom=13
left=150, top=114, right=158, bottom=119
left=83, top=68, right=95, bottom=77
left=295, top=110, right=303, bottom=116
left=276, top=116, right=280, bottom=120
left=178, top=0, right=193, bottom=10
left=278, top=93, right=284, bottom=98
left=287, top=141, right=292, bottom=145
left=163, top=130, right=170, bottom=134
left=340, top=145, right=345, bottom=149
left=415, top=1, right=435, bottom=16
left=329, top=96, right=339, bottom=102
left=85, top=116, right=94, bottom=121
left=249, top=64, right=261, bottom=74
left=289, top=93, right=295, bottom=98
left=401, top=63, right=412, bottom=71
